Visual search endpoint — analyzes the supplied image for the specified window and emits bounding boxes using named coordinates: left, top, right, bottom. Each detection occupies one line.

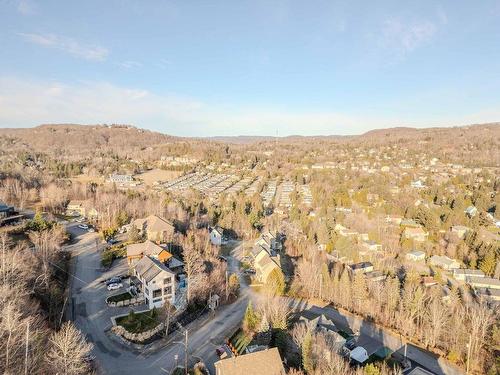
left=153, top=298, right=162, bottom=303
left=163, top=277, right=172, bottom=285
left=163, top=286, right=172, bottom=295
left=153, top=289, right=162, bottom=298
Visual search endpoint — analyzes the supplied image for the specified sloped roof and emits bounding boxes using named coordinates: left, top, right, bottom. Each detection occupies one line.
left=133, top=215, right=174, bottom=233
left=255, top=250, right=281, bottom=282
left=134, top=256, right=174, bottom=283
left=127, top=240, right=172, bottom=259
left=214, top=347, right=285, bottom=375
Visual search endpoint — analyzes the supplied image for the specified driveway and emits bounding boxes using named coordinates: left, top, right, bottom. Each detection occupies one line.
left=66, top=224, right=250, bottom=375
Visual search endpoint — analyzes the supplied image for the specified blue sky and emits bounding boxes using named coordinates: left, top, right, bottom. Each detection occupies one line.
left=1, top=0, right=500, bottom=136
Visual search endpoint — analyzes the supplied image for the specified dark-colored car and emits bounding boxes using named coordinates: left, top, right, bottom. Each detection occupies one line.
left=105, top=276, right=122, bottom=285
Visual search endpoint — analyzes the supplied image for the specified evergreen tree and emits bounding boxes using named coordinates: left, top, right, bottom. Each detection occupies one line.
left=479, top=250, right=497, bottom=276
left=267, top=268, right=286, bottom=295
left=128, top=224, right=142, bottom=243
left=301, top=330, right=314, bottom=374
left=243, top=301, right=259, bottom=332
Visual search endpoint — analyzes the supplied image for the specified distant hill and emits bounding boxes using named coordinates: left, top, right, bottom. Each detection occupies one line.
left=1, top=122, right=499, bottom=152
left=0, top=124, right=178, bottom=155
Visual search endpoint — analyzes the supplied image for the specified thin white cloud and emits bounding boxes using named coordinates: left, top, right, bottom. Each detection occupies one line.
left=0, top=76, right=498, bottom=137
left=17, top=32, right=109, bottom=61
left=380, top=18, right=436, bottom=55
left=116, top=60, right=142, bottom=69
left=16, top=0, right=36, bottom=15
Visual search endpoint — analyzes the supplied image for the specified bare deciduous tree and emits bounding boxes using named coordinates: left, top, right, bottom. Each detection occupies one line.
left=46, top=322, right=93, bottom=375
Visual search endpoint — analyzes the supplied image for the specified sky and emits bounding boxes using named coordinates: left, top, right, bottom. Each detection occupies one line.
left=1, top=0, right=500, bottom=136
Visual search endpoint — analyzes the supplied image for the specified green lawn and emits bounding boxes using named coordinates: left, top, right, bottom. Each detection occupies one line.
left=107, top=291, right=133, bottom=303
left=115, top=310, right=160, bottom=333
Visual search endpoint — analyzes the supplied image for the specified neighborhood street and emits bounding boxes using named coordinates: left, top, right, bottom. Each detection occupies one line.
left=66, top=224, right=253, bottom=375
left=65, top=225, right=463, bottom=375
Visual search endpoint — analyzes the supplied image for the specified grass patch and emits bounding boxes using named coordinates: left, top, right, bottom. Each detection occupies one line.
left=101, top=243, right=127, bottom=267
left=116, top=309, right=160, bottom=333
left=107, top=291, right=133, bottom=304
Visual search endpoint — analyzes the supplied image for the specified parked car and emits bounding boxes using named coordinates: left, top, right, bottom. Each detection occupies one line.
left=88, top=227, right=95, bottom=233
left=105, top=276, right=122, bottom=285
left=107, top=238, right=119, bottom=245
left=78, top=224, right=89, bottom=230
left=244, top=268, right=256, bottom=275
left=107, top=282, right=123, bottom=291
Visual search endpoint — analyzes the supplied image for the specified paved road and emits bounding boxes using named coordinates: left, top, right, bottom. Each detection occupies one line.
left=66, top=227, right=463, bottom=375
left=66, top=225, right=250, bottom=375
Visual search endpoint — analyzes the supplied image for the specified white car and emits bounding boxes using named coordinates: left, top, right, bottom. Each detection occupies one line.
left=78, top=224, right=89, bottom=230
left=107, top=283, right=123, bottom=291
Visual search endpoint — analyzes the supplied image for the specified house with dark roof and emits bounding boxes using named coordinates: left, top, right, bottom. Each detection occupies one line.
left=348, top=262, right=374, bottom=274
left=0, top=201, right=14, bottom=219
left=133, top=256, right=176, bottom=309
left=0, top=201, right=22, bottom=226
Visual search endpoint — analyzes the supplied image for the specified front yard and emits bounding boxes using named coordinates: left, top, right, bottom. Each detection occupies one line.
left=115, top=310, right=160, bottom=333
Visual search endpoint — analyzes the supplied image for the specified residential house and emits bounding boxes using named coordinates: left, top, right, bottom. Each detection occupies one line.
left=297, top=312, right=345, bottom=349
left=66, top=200, right=85, bottom=216
left=365, top=270, right=386, bottom=282
left=214, top=347, right=285, bottom=375
left=109, top=174, right=133, bottom=184
left=335, top=224, right=359, bottom=238
left=65, top=200, right=99, bottom=219
left=360, top=240, right=382, bottom=252
left=254, top=250, right=282, bottom=284
left=451, top=225, right=470, bottom=239
left=474, top=288, right=500, bottom=302
left=421, top=276, right=438, bottom=287
left=127, top=240, right=173, bottom=266
left=250, top=231, right=282, bottom=259
left=402, top=227, right=429, bottom=242
left=209, top=226, right=224, bottom=246
left=132, top=215, right=175, bottom=243
left=429, top=255, right=460, bottom=270
left=466, top=276, right=500, bottom=290
left=385, top=215, right=403, bottom=225
left=452, top=269, right=485, bottom=281
left=0, top=201, right=14, bottom=219
left=400, top=219, right=421, bottom=228
left=0, top=201, right=21, bottom=226
left=464, top=205, right=478, bottom=218
left=411, top=180, right=426, bottom=189
left=348, top=262, right=374, bottom=274
left=406, top=250, right=426, bottom=262
left=133, top=256, right=176, bottom=309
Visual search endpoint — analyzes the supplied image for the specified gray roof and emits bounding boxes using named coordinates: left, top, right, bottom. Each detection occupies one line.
left=0, top=201, right=12, bottom=212
left=134, top=256, right=174, bottom=283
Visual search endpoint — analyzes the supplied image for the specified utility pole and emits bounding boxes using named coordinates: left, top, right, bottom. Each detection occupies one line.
left=184, top=329, right=188, bottom=375
left=24, top=321, right=29, bottom=375
left=466, top=333, right=472, bottom=374
left=176, top=322, right=189, bottom=375
left=225, top=270, right=229, bottom=301
left=319, top=274, right=323, bottom=300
